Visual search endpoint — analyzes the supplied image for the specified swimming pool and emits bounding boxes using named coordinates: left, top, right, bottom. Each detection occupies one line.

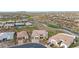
left=11, top=43, right=46, bottom=48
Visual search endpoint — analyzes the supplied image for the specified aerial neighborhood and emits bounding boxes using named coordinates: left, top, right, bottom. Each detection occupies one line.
left=0, top=12, right=79, bottom=48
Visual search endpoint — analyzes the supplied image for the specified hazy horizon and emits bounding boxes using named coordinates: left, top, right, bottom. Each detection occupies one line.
left=0, top=0, right=79, bottom=12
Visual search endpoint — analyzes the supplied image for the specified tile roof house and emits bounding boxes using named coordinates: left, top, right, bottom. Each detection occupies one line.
left=31, top=30, right=48, bottom=43
left=48, top=33, right=76, bottom=48
left=16, top=31, right=29, bottom=45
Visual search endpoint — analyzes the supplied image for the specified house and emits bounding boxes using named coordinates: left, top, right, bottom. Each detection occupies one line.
left=15, top=21, right=25, bottom=28
left=20, top=15, right=27, bottom=19
left=0, top=21, right=6, bottom=28
left=4, top=22, right=15, bottom=28
left=21, top=19, right=28, bottom=22
left=0, top=32, right=15, bottom=41
left=16, top=19, right=28, bottom=23
left=31, top=30, right=48, bottom=43
left=48, top=33, right=75, bottom=48
left=16, top=31, right=29, bottom=45
left=25, top=22, right=32, bottom=26
left=15, top=21, right=25, bottom=26
left=0, top=16, right=3, bottom=18
left=0, top=23, right=4, bottom=28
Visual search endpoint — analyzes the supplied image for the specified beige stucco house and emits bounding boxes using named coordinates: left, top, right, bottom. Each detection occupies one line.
left=31, top=30, right=48, bottom=43
left=16, top=31, right=29, bottom=45
left=48, top=33, right=76, bottom=48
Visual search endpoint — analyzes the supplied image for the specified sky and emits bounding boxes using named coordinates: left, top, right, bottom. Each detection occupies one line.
left=0, top=0, right=79, bottom=12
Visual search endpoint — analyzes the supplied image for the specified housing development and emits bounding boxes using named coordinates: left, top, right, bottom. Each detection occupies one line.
left=0, top=11, right=79, bottom=48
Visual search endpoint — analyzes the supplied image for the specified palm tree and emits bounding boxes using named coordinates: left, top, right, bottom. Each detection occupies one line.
left=14, top=32, right=17, bottom=44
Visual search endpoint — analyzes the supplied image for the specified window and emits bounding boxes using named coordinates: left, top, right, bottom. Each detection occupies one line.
left=40, top=36, right=43, bottom=39
left=40, top=34, right=43, bottom=39
left=50, top=44, right=54, bottom=47
left=35, top=37, right=39, bottom=39
left=23, top=37, right=25, bottom=39
left=58, top=41, right=62, bottom=45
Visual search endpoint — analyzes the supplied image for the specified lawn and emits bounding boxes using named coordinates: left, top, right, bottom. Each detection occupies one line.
left=69, top=37, right=79, bottom=48
left=48, top=31, right=56, bottom=37
left=48, top=30, right=63, bottom=37
left=0, top=19, right=16, bottom=22
left=47, top=23, right=61, bottom=29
